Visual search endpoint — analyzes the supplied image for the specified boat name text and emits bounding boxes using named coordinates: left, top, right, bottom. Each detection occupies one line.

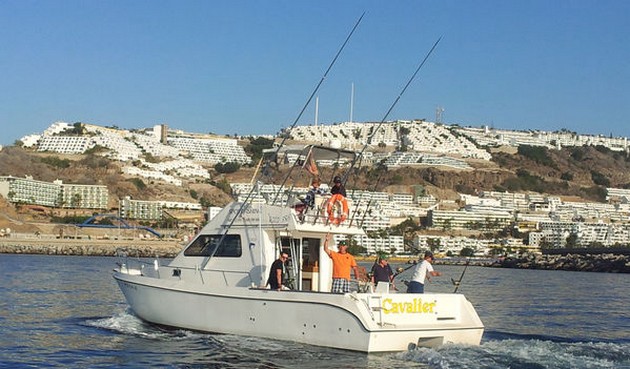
left=381, top=298, right=436, bottom=314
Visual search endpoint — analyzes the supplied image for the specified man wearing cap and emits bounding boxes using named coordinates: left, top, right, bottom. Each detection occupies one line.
left=330, top=176, right=347, bottom=197
left=324, top=233, right=359, bottom=293
left=407, top=251, right=442, bottom=293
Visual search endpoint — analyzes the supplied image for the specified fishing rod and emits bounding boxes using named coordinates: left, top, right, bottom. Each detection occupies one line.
left=339, top=36, right=443, bottom=242
left=267, top=13, right=365, bottom=205
left=341, top=35, right=443, bottom=186
left=452, top=255, right=472, bottom=293
left=200, top=14, right=365, bottom=270
left=392, top=261, right=416, bottom=279
left=265, top=12, right=365, bottom=180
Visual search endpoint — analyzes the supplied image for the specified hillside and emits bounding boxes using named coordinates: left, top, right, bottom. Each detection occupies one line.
left=1, top=143, right=630, bottom=219
left=0, top=146, right=233, bottom=209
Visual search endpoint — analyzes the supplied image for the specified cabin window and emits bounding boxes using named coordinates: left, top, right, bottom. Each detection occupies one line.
left=183, top=234, right=242, bottom=257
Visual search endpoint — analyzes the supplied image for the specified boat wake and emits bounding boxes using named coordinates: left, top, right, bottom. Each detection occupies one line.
left=85, top=311, right=630, bottom=368
left=394, top=337, right=630, bottom=369
left=85, top=309, right=206, bottom=341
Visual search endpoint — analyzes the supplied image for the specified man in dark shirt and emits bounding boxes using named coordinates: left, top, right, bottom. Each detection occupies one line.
left=371, top=257, right=393, bottom=285
left=331, top=176, right=347, bottom=197
left=267, top=251, right=289, bottom=290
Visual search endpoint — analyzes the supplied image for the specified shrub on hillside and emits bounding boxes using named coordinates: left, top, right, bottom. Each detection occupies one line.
left=214, top=162, right=241, bottom=174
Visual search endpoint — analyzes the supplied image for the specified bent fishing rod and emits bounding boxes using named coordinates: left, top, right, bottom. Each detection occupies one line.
left=200, top=13, right=365, bottom=269
left=452, top=255, right=472, bottom=293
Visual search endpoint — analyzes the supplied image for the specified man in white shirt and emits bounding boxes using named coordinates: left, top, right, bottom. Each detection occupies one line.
left=407, top=251, right=442, bottom=293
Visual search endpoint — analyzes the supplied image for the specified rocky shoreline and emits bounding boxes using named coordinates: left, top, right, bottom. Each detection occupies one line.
left=3, top=239, right=630, bottom=273
left=0, top=238, right=184, bottom=258
left=491, top=252, right=630, bottom=273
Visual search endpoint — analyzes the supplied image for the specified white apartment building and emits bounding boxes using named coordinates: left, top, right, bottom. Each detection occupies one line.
left=356, top=235, right=405, bottom=256
left=414, top=235, right=493, bottom=256
left=457, top=125, right=629, bottom=153
left=168, top=137, right=250, bottom=165
left=428, top=208, right=513, bottom=231
left=119, top=197, right=162, bottom=220
left=57, top=181, right=109, bottom=209
left=607, top=187, right=630, bottom=202
left=0, top=176, right=108, bottom=209
left=0, top=176, right=60, bottom=207
left=38, top=136, right=94, bottom=154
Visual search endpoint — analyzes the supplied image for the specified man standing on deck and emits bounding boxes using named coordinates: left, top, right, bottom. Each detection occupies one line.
left=371, top=256, right=394, bottom=286
left=323, top=234, right=359, bottom=293
left=267, top=251, right=289, bottom=290
left=407, top=251, right=441, bottom=293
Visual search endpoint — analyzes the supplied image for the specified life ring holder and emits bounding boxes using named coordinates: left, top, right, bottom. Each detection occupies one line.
left=326, top=194, right=349, bottom=224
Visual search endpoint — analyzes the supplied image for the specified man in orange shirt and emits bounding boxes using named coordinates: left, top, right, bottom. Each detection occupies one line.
left=323, top=233, right=359, bottom=293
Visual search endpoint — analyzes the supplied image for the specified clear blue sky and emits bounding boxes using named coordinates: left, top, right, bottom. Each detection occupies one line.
left=1, top=1, right=629, bottom=145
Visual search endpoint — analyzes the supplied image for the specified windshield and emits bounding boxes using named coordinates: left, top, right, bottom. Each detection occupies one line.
left=184, top=234, right=242, bottom=257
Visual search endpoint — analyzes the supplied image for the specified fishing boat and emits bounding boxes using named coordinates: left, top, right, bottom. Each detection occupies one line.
left=113, top=145, right=484, bottom=353
left=114, top=17, right=483, bottom=352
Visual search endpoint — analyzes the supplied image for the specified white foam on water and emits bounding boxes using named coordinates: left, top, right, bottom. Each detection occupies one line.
left=393, top=339, right=630, bottom=369
left=85, top=309, right=207, bottom=341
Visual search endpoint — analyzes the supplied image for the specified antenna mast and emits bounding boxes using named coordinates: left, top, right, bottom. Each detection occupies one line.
left=315, top=96, right=319, bottom=126
left=350, top=82, right=355, bottom=123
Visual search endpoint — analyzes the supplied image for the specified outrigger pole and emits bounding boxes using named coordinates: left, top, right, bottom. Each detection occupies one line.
left=265, top=12, right=365, bottom=177
left=347, top=36, right=443, bottom=230
left=199, top=13, right=365, bottom=270
left=343, top=35, right=442, bottom=185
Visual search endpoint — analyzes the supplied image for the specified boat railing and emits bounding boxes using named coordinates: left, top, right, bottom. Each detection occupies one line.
left=160, top=265, right=255, bottom=287
left=293, top=195, right=363, bottom=229
left=115, top=248, right=160, bottom=276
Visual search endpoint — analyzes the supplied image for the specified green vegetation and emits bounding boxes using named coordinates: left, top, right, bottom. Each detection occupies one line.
left=40, top=156, right=71, bottom=168
left=500, top=169, right=568, bottom=194
left=51, top=215, right=91, bottom=224
left=212, top=178, right=232, bottom=195
left=83, top=145, right=109, bottom=155
left=579, top=186, right=607, bottom=202
left=591, top=170, right=611, bottom=187
left=517, top=145, right=557, bottom=168
left=129, top=178, right=146, bottom=191
left=460, top=247, right=475, bottom=257
left=214, top=162, right=241, bottom=174
left=570, top=147, right=586, bottom=161
left=244, top=137, right=274, bottom=164
left=346, top=237, right=367, bottom=256
left=79, top=154, right=110, bottom=169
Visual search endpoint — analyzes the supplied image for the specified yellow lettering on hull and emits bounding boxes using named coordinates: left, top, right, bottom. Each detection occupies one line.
left=381, top=298, right=437, bottom=314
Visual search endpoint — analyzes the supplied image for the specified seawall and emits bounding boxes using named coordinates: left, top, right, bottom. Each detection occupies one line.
left=0, top=238, right=184, bottom=258
left=492, top=252, right=630, bottom=273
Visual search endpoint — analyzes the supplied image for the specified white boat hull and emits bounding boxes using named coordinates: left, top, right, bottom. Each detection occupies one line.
left=114, top=271, right=483, bottom=352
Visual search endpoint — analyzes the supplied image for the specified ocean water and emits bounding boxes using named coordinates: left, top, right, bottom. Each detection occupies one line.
left=1, top=254, right=629, bottom=369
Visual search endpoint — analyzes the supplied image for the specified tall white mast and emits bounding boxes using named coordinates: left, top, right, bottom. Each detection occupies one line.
left=315, top=96, right=319, bottom=126
left=350, top=82, right=354, bottom=123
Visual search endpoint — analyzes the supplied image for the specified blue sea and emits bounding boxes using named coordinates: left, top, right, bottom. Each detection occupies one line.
left=1, top=254, right=629, bottom=368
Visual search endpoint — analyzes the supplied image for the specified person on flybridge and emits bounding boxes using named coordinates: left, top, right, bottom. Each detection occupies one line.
left=330, top=176, right=347, bottom=197
left=295, top=177, right=325, bottom=221
left=323, top=233, right=359, bottom=293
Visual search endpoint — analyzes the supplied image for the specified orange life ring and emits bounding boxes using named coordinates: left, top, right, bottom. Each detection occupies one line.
left=326, top=194, right=349, bottom=224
